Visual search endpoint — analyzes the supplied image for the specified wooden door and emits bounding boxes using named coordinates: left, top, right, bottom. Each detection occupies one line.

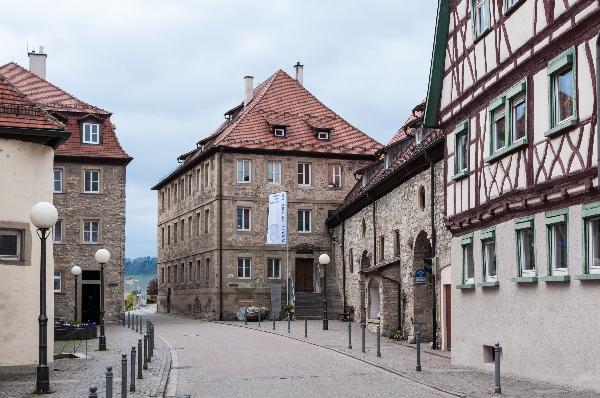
left=444, top=284, right=451, bottom=351
left=295, top=259, right=314, bottom=292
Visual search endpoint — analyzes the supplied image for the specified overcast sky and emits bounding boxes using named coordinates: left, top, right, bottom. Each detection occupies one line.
left=0, top=1, right=437, bottom=258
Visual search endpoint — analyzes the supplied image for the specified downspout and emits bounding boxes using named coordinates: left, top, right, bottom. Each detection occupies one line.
left=596, top=32, right=600, bottom=185
left=218, top=149, right=224, bottom=320
left=372, top=199, right=377, bottom=264
left=341, top=220, right=347, bottom=310
left=426, top=138, right=438, bottom=350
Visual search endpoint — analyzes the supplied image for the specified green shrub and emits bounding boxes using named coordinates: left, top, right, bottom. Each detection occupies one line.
left=281, top=303, right=294, bottom=316
left=390, top=329, right=408, bottom=341
left=125, top=291, right=136, bottom=310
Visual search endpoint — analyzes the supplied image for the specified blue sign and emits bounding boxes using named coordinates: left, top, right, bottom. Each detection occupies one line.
left=415, top=269, right=427, bottom=284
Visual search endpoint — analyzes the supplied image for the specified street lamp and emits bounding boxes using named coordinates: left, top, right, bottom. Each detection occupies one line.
left=30, top=201, right=58, bottom=394
left=95, top=248, right=110, bottom=351
left=70, top=265, right=82, bottom=323
left=319, top=253, right=330, bottom=331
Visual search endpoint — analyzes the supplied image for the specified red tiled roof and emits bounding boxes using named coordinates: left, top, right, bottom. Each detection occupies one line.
left=0, top=62, right=131, bottom=162
left=385, top=101, right=425, bottom=147
left=154, top=69, right=381, bottom=189
left=0, top=73, right=65, bottom=131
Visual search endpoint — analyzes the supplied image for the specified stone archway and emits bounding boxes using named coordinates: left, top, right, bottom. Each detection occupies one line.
left=412, top=230, right=433, bottom=341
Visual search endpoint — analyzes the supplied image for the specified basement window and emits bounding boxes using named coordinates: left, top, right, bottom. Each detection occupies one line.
left=0, top=229, right=21, bottom=261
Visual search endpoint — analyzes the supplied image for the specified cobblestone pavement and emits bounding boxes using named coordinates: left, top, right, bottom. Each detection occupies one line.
left=217, top=318, right=598, bottom=398
left=0, top=315, right=170, bottom=398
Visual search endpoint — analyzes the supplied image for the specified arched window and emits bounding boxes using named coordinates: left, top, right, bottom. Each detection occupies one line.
left=418, top=185, right=426, bottom=211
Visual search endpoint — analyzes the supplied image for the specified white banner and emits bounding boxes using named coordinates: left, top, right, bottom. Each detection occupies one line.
left=267, top=192, right=287, bottom=245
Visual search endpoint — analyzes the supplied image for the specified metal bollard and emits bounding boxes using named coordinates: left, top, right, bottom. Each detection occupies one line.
left=88, top=385, right=98, bottom=398
left=121, top=353, right=127, bottom=398
left=258, top=312, right=261, bottom=327
left=134, top=315, right=138, bottom=332
left=348, top=322, right=352, bottom=349
left=139, top=316, right=143, bottom=334
left=130, top=346, right=136, bottom=392
left=127, top=312, right=131, bottom=328
left=122, top=312, right=125, bottom=327
left=361, top=322, right=366, bottom=353
left=244, top=308, right=247, bottom=325
left=149, top=324, right=154, bottom=361
left=272, top=312, right=275, bottom=330
left=287, top=314, right=291, bottom=333
left=143, top=335, right=148, bottom=370
left=106, top=366, right=113, bottom=398
left=304, top=317, right=307, bottom=338
left=416, top=331, right=422, bottom=371
left=376, top=326, right=381, bottom=357
left=494, top=342, right=502, bottom=394
left=137, top=339, right=143, bottom=379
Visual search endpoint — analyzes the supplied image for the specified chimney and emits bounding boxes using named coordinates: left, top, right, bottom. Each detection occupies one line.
left=244, top=75, right=254, bottom=106
left=294, top=62, right=304, bottom=86
left=28, top=46, right=47, bottom=79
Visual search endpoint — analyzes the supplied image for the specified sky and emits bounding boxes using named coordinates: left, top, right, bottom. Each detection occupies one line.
left=0, top=1, right=438, bottom=258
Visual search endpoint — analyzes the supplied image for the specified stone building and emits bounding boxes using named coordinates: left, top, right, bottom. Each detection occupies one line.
left=0, top=49, right=132, bottom=324
left=327, top=105, right=452, bottom=350
left=0, top=73, right=69, bottom=374
left=423, top=0, right=600, bottom=391
left=152, top=65, right=381, bottom=320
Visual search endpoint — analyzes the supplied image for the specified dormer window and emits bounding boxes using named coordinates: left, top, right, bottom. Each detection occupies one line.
left=384, top=153, right=391, bottom=170
left=82, top=123, right=100, bottom=144
left=274, top=127, right=286, bottom=137
left=316, top=130, right=330, bottom=140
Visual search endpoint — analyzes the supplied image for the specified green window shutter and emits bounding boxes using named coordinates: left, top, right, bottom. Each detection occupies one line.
left=480, top=227, right=495, bottom=241
left=582, top=202, right=600, bottom=218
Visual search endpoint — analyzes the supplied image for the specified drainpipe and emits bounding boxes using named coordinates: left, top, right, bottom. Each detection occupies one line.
left=596, top=32, right=600, bottom=186
left=218, top=149, right=224, bottom=320
left=427, top=143, right=438, bottom=350
left=372, top=200, right=377, bottom=263
left=341, top=220, right=347, bottom=310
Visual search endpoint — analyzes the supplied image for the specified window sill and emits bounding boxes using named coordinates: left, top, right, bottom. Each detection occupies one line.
left=541, top=275, right=570, bottom=282
left=456, top=283, right=475, bottom=289
left=473, top=27, right=492, bottom=44
left=477, top=281, right=499, bottom=287
left=485, top=138, right=528, bottom=163
left=451, top=170, right=469, bottom=181
left=545, top=116, right=578, bottom=138
left=511, top=276, right=538, bottom=283
left=0, top=259, right=28, bottom=266
left=573, top=274, right=600, bottom=281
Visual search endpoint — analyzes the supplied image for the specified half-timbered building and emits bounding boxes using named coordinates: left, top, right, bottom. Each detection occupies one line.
left=423, top=0, right=600, bottom=390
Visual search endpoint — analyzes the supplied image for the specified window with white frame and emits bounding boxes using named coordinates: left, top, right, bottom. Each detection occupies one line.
left=273, top=127, right=286, bottom=137
left=267, top=161, right=281, bottom=184
left=316, top=130, right=330, bottom=140
left=482, top=234, right=497, bottom=282
left=586, top=216, right=600, bottom=274
left=474, top=0, right=490, bottom=37
left=453, top=121, right=469, bottom=176
left=330, top=164, right=342, bottom=188
left=515, top=219, right=536, bottom=277
left=237, top=207, right=251, bottom=231
left=511, top=93, right=526, bottom=142
left=54, top=169, right=63, bottom=193
left=54, top=271, right=62, bottom=292
left=267, top=258, right=281, bottom=279
left=53, top=220, right=63, bottom=243
left=297, top=163, right=311, bottom=186
left=237, top=258, right=251, bottom=279
left=462, top=237, right=474, bottom=284
left=491, top=107, right=506, bottom=153
left=298, top=209, right=311, bottom=233
left=84, top=169, right=100, bottom=193
left=82, top=220, right=99, bottom=243
left=0, top=229, right=21, bottom=261
left=237, top=160, right=251, bottom=183
left=547, top=220, right=568, bottom=275
left=548, top=47, right=576, bottom=130
left=82, top=123, right=100, bottom=144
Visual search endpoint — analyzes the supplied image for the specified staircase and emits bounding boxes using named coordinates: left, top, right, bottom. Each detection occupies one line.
left=294, top=272, right=344, bottom=320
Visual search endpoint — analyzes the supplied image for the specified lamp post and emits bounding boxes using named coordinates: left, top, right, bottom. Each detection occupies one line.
left=30, top=202, right=58, bottom=394
left=70, top=265, right=82, bottom=322
left=95, top=248, right=110, bottom=351
left=319, top=253, right=330, bottom=331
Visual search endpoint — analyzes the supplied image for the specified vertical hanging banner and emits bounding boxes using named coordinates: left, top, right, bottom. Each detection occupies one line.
left=267, top=192, right=287, bottom=245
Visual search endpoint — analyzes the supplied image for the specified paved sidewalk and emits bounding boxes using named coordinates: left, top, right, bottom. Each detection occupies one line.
left=219, top=319, right=597, bottom=398
left=0, top=317, right=170, bottom=398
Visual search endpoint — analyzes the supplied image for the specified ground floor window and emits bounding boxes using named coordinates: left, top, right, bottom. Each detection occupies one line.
left=267, top=258, right=281, bottom=279
left=462, top=238, right=474, bottom=284
left=54, top=271, right=62, bottom=292
left=586, top=217, right=600, bottom=274
left=368, top=281, right=380, bottom=319
left=238, top=258, right=251, bottom=279
left=548, top=223, right=568, bottom=275
left=516, top=219, right=536, bottom=277
left=0, top=229, right=21, bottom=261
left=482, top=238, right=497, bottom=282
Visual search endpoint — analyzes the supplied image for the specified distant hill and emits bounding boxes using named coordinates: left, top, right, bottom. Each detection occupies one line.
left=124, top=257, right=156, bottom=275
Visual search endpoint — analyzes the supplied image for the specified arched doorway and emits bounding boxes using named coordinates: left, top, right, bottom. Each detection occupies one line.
left=412, top=230, right=433, bottom=341
left=368, top=280, right=380, bottom=319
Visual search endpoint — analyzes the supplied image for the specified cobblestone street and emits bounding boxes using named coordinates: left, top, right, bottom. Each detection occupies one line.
left=0, top=318, right=169, bottom=398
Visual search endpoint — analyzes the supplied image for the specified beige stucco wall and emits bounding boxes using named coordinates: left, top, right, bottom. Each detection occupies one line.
left=0, top=138, right=55, bottom=372
left=451, top=203, right=600, bottom=392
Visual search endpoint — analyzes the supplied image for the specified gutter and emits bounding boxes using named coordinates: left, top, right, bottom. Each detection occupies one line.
left=596, top=32, right=600, bottom=186
left=218, top=148, right=224, bottom=320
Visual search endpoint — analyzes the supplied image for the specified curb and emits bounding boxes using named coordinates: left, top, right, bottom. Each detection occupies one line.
left=150, top=334, right=172, bottom=398
left=214, top=321, right=465, bottom=398
left=161, top=335, right=180, bottom=398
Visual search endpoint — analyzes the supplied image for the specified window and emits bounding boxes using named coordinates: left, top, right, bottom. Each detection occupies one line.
left=180, top=219, right=185, bottom=241
left=195, top=260, right=201, bottom=281
left=204, top=209, right=210, bottom=234
left=53, top=220, right=63, bottom=243
left=188, top=216, right=192, bottom=238
left=348, top=248, right=354, bottom=273
left=167, top=225, right=171, bottom=245
left=384, top=154, right=391, bottom=170
left=173, top=222, right=178, bottom=244
left=482, top=237, right=497, bottom=282
left=204, top=162, right=210, bottom=187
left=298, top=209, right=311, bottom=233
left=82, top=220, right=99, bottom=243
left=54, top=271, right=62, bottom=292
left=462, top=241, right=474, bottom=284
left=161, top=227, right=165, bottom=248
left=330, top=164, right=342, bottom=188
left=491, top=106, right=506, bottom=153
left=453, top=121, right=469, bottom=177
left=196, top=213, right=201, bottom=236
left=379, top=236, right=385, bottom=261
left=361, top=219, right=367, bottom=238
left=515, top=218, right=536, bottom=277
left=418, top=186, right=426, bottom=211
left=82, top=123, right=100, bottom=144
left=188, top=261, right=192, bottom=282
left=548, top=223, right=568, bottom=275
left=297, top=163, right=311, bottom=186
left=237, top=207, right=251, bottom=231
left=267, top=258, right=281, bottom=279
left=394, top=230, right=400, bottom=256
left=474, top=0, right=490, bottom=38
left=584, top=204, right=600, bottom=274
left=161, top=267, right=165, bottom=285
left=0, top=229, right=21, bottom=260
left=511, top=93, right=526, bottom=142
left=84, top=170, right=100, bottom=193
left=316, top=130, right=330, bottom=140
left=205, top=258, right=210, bottom=281
left=274, top=127, right=286, bottom=137
left=53, top=169, right=63, bottom=193
left=173, top=182, right=178, bottom=202
left=237, top=258, right=251, bottom=279
left=179, top=263, right=184, bottom=283
left=505, top=0, right=520, bottom=10
left=237, top=160, right=251, bottom=183
left=548, top=47, right=577, bottom=133
left=267, top=161, right=281, bottom=184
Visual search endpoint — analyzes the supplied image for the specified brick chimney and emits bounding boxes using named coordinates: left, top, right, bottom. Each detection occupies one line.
left=244, top=76, right=254, bottom=106
left=294, top=62, right=304, bottom=86
left=28, top=46, right=47, bottom=79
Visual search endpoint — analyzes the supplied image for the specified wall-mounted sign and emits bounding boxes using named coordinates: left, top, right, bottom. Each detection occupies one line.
left=415, top=269, right=427, bottom=284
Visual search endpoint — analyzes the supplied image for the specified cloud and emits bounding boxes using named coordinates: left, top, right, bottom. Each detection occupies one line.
left=0, top=0, right=438, bottom=257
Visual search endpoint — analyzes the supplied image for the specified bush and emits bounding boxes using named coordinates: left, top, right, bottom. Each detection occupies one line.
left=125, top=291, right=136, bottom=310
left=281, top=303, right=294, bottom=317
left=390, top=329, right=408, bottom=341
left=147, top=278, right=158, bottom=296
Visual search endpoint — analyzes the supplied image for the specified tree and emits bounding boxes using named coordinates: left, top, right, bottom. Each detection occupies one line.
left=147, top=278, right=158, bottom=296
